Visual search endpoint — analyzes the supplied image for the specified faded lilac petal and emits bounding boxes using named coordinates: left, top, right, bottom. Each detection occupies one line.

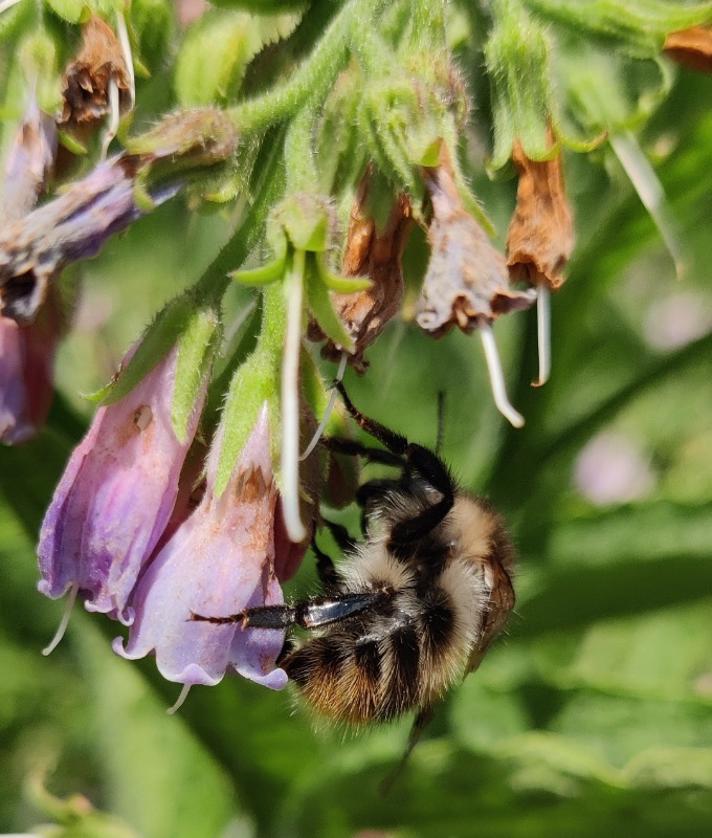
left=0, top=288, right=63, bottom=445
left=113, top=406, right=288, bottom=690
left=0, top=157, right=178, bottom=323
left=37, top=345, right=205, bottom=623
left=574, top=431, right=656, bottom=506
left=1, top=97, right=56, bottom=222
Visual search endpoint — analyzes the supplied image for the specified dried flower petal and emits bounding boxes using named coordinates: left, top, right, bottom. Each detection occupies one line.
left=113, top=406, right=288, bottom=690
left=506, top=140, right=574, bottom=292
left=416, top=150, right=535, bottom=337
left=1, top=98, right=56, bottom=222
left=59, top=16, right=131, bottom=128
left=38, top=343, right=207, bottom=624
left=322, top=173, right=412, bottom=371
left=664, top=26, right=712, bottom=73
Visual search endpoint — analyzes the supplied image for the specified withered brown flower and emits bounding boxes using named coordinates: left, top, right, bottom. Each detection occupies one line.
left=416, top=148, right=534, bottom=427
left=506, top=141, right=574, bottom=292
left=416, top=149, right=534, bottom=338
left=321, top=170, right=412, bottom=372
left=59, top=16, right=131, bottom=128
left=506, top=139, right=574, bottom=386
left=664, top=26, right=712, bottom=72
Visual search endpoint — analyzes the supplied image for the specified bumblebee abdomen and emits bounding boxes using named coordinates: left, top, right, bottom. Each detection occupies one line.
left=282, top=579, right=471, bottom=724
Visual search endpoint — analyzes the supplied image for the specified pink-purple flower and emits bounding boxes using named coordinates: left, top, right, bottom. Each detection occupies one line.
left=0, top=288, right=63, bottom=445
left=113, top=404, right=288, bottom=692
left=37, top=342, right=208, bottom=624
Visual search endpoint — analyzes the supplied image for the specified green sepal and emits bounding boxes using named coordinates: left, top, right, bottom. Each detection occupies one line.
left=485, top=0, right=555, bottom=173
left=230, top=252, right=286, bottom=286
left=214, top=284, right=286, bottom=497
left=172, top=306, right=221, bottom=443
left=84, top=294, right=194, bottom=405
left=314, top=252, right=372, bottom=294
left=275, top=193, right=331, bottom=252
left=132, top=172, right=156, bottom=212
left=57, top=130, right=88, bottom=155
left=525, top=0, right=712, bottom=59
left=555, top=34, right=674, bottom=137
left=305, top=253, right=355, bottom=354
left=43, top=0, right=91, bottom=24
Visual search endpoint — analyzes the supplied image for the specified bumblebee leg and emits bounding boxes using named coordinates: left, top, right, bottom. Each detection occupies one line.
left=323, top=436, right=404, bottom=467
left=355, top=478, right=400, bottom=535
left=335, top=382, right=409, bottom=456
left=191, top=591, right=391, bottom=631
left=311, top=534, right=340, bottom=591
left=322, top=518, right=357, bottom=552
left=380, top=705, right=436, bottom=795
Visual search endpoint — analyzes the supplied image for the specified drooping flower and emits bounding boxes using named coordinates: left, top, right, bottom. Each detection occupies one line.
left=0, top=108, right=237, bottom=323
left=37, top=328, right=213, bottom=627
left=416, top=148, right=535, bottom=427
left=318, top=168, right=412, bottom=372
left=0, top=96, right=62, bottom=445
left=506, top=137, right=574, bottom=386
left=0, top=288, right=64, bottom=445
left=113, top=405, right=288, bottom=696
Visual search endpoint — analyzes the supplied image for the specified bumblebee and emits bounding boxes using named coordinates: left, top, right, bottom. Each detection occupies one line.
left=197, top=384, right=515, bottom=731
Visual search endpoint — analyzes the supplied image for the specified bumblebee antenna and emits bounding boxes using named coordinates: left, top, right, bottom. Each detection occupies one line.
left=379, top=705, right=435, bottom=796
left=436, top=391, right=446, bottom=455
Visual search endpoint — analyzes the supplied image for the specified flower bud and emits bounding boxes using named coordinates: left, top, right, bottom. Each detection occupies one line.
left=38, top=321, right=214, bottom=625
left=113, top=405, right=288, bottom=691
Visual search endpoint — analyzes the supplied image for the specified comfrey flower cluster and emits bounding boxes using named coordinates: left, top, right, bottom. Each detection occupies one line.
left=1, top=0, right=710, bottom=703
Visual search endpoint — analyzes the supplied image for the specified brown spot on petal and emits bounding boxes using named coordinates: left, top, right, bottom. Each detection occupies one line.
left=416, top=147, right=535, bottom=337
left=132, top=405, right=153, bottom=432
left=664, top=27, right=712, bottom=73
left=235, top=465, right=269, bottom=503
left=506, top=139, right=574, bottom=291
left=59, top=16, right=131, bottom=128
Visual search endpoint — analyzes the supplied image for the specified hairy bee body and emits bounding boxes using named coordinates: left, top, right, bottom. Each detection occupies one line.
left=282, top=489, right=515, bottom=725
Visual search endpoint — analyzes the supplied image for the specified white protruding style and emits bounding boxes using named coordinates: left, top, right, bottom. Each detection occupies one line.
left=100, top=79, right=120, bottom=160
left=115, top=10, right=135, bottom=109
left=532, top=284, right=551, bottom=387
left=300, top=351, right=348, bottom=461
left=479, top=322, right=525, bottom=428
left=281, top=252, right=307, bottom=542
left=167, top=683, right=192, bottom=715
left=41, top=582, right=79, bottom=656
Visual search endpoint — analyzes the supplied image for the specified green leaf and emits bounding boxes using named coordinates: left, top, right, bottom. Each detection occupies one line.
left=43, top=0, right=91, bottom=24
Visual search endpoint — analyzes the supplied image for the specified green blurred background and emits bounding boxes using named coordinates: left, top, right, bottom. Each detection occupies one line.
left=2, top=25, right=712, bottom=838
